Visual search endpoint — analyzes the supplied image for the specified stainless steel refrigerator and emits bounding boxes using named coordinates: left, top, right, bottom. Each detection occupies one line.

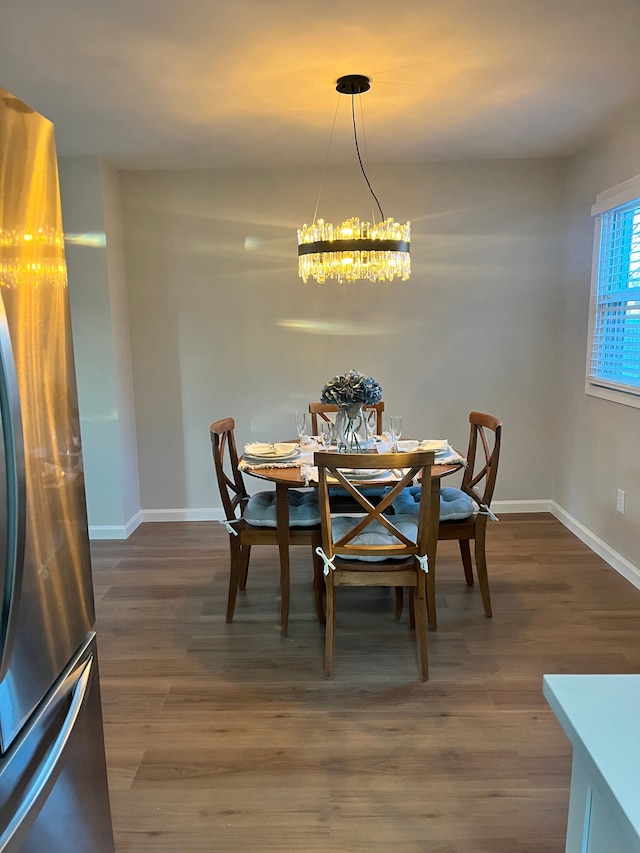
left=0, top=88, right=115, bottom=851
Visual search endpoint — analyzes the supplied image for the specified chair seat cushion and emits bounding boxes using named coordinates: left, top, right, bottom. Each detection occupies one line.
left=391, top=486, right=475, bottom=521
left=329, top=485, right=388, bottom=499
left=331, top=514, right=418, bottom=562
left=244, top=489, right=320, bottom=527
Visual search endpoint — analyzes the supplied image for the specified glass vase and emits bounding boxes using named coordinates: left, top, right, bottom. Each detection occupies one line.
left=336, top=404, right=371, bottom=452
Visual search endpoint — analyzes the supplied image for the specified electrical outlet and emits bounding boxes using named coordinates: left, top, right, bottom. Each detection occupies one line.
left=616, top=489, right=626, bottom=514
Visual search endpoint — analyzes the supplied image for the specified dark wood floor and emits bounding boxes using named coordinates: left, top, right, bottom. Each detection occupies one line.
left=91, top=514, right=640, bottom=852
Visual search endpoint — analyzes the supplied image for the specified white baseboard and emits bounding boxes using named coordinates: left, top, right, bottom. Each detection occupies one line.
left=550, top=501, right=640, bottom=591
left=89, top=507, right=225, bottom=538
left=88, top=510, right=142, bottom=541
left=492, top=499, right=553, bottom=514
left=140, top=507, right=225, bottom=523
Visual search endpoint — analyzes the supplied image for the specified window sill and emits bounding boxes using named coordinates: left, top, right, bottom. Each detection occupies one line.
left=585, top=381, right=640, bottom=410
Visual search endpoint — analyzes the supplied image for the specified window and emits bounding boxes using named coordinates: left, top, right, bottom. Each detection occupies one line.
left=586, top=175, right=640, bottom=407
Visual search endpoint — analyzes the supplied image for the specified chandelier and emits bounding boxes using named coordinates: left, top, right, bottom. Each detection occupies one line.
left=297, top=75, right=410, bottom=284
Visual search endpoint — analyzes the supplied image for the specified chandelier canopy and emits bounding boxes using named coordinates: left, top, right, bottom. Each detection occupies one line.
left=297, top=75, right=411, bottom=284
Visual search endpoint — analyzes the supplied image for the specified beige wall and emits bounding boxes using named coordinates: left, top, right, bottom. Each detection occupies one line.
left=119, top=158, right=565, bottom=515
left=555, top=97, right=640, bottom=573
left=100, top=162, right=141, bottom=527
left=59, top=156, right=140, bottom=536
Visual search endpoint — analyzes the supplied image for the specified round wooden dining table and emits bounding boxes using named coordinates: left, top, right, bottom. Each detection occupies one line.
left=242, top=441, right=463, bottom=635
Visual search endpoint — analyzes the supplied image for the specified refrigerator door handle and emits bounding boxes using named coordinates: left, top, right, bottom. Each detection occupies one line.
left=0, top=290, right=26, bottom=682
left=0, top=652, right=95, bottom=853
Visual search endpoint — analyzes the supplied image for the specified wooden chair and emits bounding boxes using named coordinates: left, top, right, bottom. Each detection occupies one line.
left=314, top=450, right=438, bottom=680
left=392, top=412, right=502, bottom=630
left=308, top=401, right=384, bottom=436
left=210, top=418, right=324, bottom=633
left=432, top=412, right=502, bottom=626
left=310, top=401, right=386, bottom=514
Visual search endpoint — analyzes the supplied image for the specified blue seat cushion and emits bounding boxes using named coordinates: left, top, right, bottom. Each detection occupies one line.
left=390, top=486, right=474, bottom=521
left=244, top=489, right=320, bottom=527
left=330, top=514, right=418, bottom=562
left=329, top=485, right=388, bottom=499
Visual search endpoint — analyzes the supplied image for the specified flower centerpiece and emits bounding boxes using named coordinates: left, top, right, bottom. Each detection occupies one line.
left=320, top=369, right=383, bottom=451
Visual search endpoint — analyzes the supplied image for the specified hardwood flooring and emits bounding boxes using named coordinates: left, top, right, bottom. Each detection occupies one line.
left=91, top=514, right=640, bottom=852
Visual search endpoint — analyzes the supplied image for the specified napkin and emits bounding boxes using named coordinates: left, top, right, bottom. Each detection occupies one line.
left=417, top=439, right=449, bottom=452
left=244, top=441, right=297, bottom=457
left=394, top=439, right=466, bottom=466
left=395, top=440, right=420, bottom=453
left=395, top=439, right=447, bottom=453
left=240, top=445, right=316, bottom=473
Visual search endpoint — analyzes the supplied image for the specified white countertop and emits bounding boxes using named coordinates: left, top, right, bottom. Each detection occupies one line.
left=543, top=673, right=640, bottom=847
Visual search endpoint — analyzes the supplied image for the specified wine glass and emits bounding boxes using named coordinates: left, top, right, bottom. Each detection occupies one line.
left=389, top=415, right=402, bottom=451
left=295, top=411, right=308, bottom=444
left=364, top=409, right=378, bottom=445
left=320, top=418, right=336, bottom=448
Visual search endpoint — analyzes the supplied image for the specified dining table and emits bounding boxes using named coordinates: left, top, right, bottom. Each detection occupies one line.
left=240, top=437, right=465, bottom=635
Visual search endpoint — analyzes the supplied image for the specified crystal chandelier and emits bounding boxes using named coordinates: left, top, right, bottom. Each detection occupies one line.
left=297, top=75, right=410, bottom=284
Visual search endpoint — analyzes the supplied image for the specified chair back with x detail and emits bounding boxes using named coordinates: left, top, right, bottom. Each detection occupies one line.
left=210, top=417, right=249, bottom=523
left=314, top=450, right=437, bottom=680
left=308, top=401, right=384, bottom=436
left=210, top=418, right=323, bottom=634
left=433, top=411, right=502, bottom=627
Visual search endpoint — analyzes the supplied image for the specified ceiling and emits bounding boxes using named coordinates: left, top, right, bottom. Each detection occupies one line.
left=1, top=0, right=640, bottom=170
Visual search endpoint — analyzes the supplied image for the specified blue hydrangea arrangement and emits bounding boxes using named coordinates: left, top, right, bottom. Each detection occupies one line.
left=320, top=369, right=383, bottom=409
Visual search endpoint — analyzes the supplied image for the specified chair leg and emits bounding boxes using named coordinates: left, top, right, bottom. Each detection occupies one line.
left=474, top=531, right=493, bottom=618
left=426, top=567, right=437, bottom=631
left=239, top=544, right=251, bottom=590
left=312, top=540, right=326, bottom=624
left=459, top=539, right=474, bottom=586
left=395, top=587, right=403, bottom=620
left=408, top=588, right=416, bottom=629
left=226, top=539, right=243, bottom=623
left=415, top=575, right=429, bottom=681
left=324, top=574, right=336, bottom=679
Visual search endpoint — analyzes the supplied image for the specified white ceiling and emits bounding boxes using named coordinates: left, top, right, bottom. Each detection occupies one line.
left=1, top=0, right=640, bottom=170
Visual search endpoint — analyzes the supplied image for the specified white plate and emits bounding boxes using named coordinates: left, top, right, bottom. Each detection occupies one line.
left=245, top=452, right=301, bottom=465
left=337, top=468, right=392, bottom=481
left=244, top=442, right=298, bottom=460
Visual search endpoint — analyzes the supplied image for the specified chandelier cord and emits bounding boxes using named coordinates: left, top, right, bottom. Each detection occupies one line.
left=311, top=94, right=341, bottom=226
left=357, top=96, right=377, bottom=226
left=350, top=94, right=385, bottom=222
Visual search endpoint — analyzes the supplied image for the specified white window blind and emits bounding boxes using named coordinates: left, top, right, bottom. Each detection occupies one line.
left=587, top=177, right=640, bottom=405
